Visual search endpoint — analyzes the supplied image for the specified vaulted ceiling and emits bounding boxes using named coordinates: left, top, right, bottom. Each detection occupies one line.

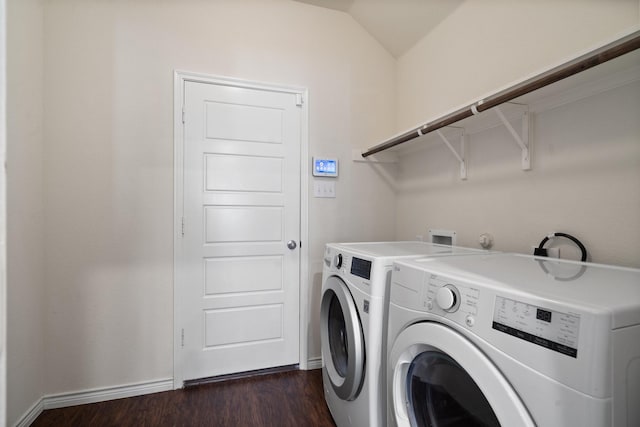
left=293, top=0, right=464, bottom=57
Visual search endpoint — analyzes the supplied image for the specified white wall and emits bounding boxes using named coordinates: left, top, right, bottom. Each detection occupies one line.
left=394, top=1, right=640, bottom=268
left=0, top=0, right=7, bottom=423
left=6, top=0, right=45, bottom=424
left=15, top=0, right=639, bottom=420
left=396, top=81, right=640, bottom=266
left=42, top=0, right=396, bottom=396
left=397, top=0, right=639, bottom=129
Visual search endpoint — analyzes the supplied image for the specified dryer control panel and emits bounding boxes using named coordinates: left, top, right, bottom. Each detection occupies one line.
left=424, top=275, right=480, bottom=328
left=492, top=296, right=580, bottom=358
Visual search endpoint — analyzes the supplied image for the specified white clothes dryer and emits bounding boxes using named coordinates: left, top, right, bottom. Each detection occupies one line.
left=320, top=241, right=488, bottom=427
left=386, top=253, right=640, bottom=427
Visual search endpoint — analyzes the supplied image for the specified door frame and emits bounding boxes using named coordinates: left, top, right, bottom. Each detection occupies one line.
left=172, top=70, right=310, bottom=389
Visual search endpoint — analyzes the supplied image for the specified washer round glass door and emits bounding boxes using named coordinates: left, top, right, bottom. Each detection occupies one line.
left=320, top=275, right=365, bottom=401
left=389, top=322, right=535, bottom=427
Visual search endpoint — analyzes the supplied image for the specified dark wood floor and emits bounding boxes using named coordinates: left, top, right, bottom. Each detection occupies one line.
left=32, top=369, right=336, bottom=427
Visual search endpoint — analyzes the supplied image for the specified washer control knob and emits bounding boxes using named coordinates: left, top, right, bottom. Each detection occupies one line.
left=466, top=315, right=475, bottom=327
left=435, top=285, right=457, bottom=311
left=334, top=253, right=343, bottom=269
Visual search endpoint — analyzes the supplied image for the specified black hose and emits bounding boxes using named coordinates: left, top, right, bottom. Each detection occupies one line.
left=537, top=232, right=587, bottom=262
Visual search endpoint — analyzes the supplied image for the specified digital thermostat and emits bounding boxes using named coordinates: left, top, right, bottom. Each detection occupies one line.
left=312, top=157, right=338, bottom=177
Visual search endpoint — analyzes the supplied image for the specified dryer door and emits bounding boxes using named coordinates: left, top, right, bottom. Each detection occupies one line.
left=389, top=322, right=535, bottom=427
left=320, top=275, right=365, bottom=401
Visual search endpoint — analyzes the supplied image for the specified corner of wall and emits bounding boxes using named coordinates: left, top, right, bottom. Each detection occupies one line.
left=6, top=0, right=46, bottom=424
left=0, top=0, right=7, bottom=423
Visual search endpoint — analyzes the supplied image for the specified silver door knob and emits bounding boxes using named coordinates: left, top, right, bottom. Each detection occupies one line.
left=287, top=240, right=297, bottom=250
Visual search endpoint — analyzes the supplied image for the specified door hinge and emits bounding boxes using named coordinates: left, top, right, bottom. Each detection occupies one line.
left=181, top=328, right=185, bottom=348
left=295, top=93, right=303, bottom=107
left=181, top=217, right=185, bottom=237
left=182, top=106, right=185, bottom=124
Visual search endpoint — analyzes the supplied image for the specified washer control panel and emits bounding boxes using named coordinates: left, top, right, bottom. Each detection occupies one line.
left=350, top=256, right=372, bottom=280
left=492, top=296, right=580, bottom=358
left=324, top=246, right=373, bottom=294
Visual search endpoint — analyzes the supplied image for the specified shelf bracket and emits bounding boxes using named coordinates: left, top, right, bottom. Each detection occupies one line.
left=494, top=105, right=531, bottom=170
left=435, top=128, right=467, bottom=180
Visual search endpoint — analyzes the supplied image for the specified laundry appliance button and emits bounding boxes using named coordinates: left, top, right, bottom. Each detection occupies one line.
left=334, top=253, right=343, bottom=269
left=436, top=285, right=457, bottom=311
left=466, top=315, right=475, bottom=327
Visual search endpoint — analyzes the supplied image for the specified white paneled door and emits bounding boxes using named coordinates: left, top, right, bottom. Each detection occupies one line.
left=179, top=79, right=302, bottom=382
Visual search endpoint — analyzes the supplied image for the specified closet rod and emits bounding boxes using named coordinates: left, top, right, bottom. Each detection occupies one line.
left=362, top=30, right=640, bottom=158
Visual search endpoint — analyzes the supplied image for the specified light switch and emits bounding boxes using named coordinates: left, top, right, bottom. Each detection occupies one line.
left=314, top=181, right=336, bottom=198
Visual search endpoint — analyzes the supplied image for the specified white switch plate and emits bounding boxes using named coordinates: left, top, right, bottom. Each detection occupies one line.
left=314, top=181, right=336, bottom=198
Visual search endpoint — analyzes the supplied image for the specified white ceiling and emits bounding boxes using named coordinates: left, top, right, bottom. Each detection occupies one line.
left=293, top=0, right=464, bottom=57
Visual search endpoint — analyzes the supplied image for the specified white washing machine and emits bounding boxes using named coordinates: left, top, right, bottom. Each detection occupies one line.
left=387, top=253, right=640, bottom=427
left=320, top=241, right=488, bottom=427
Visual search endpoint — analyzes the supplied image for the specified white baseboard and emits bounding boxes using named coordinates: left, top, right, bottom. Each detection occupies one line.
left=306, top=356, right=323, bottom=370
left=14, top=398, right=43, bottom=427
left=14, top=378, right=173, bottom=427
left=44, top=378, right=174, bottom=410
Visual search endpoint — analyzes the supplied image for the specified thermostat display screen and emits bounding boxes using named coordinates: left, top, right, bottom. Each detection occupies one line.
left=312, top=158, right=338, bottom=177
